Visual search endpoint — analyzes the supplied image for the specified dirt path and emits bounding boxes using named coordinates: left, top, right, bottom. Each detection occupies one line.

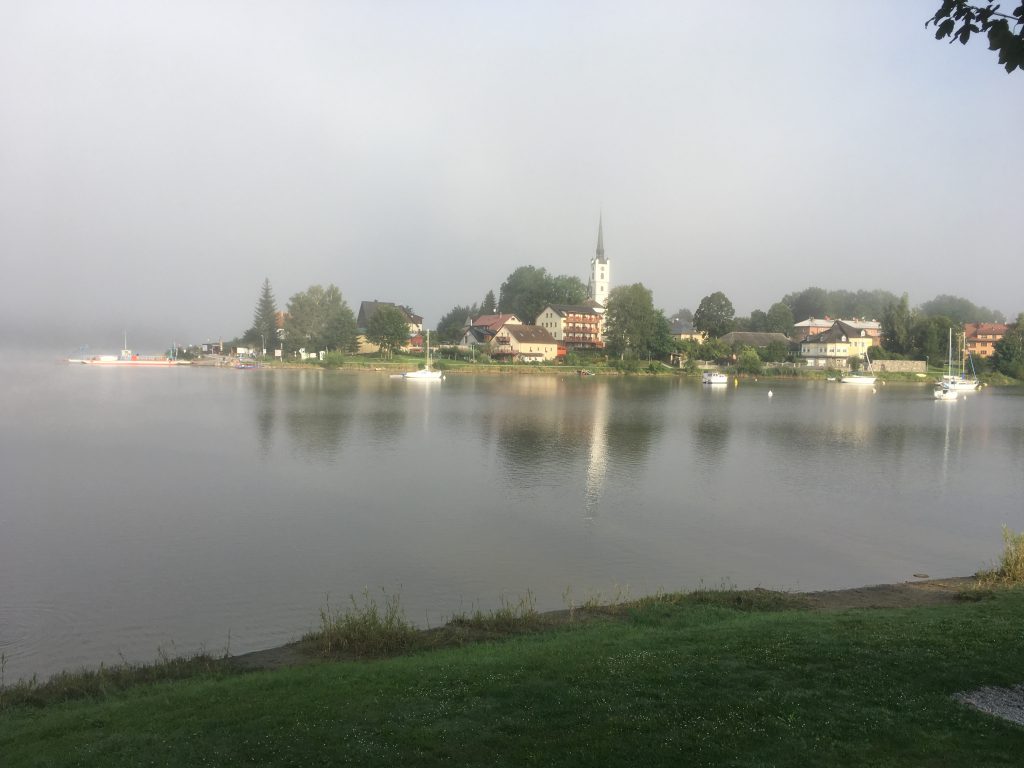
left=800, top=576, right=976, bottom=611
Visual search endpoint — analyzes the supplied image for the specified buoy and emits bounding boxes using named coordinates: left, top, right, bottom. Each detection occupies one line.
left=768, top=389, right=773, bottom=398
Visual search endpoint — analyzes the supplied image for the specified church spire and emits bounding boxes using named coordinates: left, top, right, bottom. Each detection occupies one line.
left=588, top=213, right=610, bottom=308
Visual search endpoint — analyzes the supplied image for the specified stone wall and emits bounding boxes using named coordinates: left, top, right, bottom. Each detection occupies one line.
left=872, top=360, right=927, bottom=373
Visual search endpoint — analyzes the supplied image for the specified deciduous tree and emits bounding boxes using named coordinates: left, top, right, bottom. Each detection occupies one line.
left=367, top=305, right=411, bottom=358
left=993, top=314, right=1024, bottom=379
left=928, top=1, right=1024, bottom=73
left=436, top=303, right=479, bottom=343
left=693, top=292, right=736, bottom=338
left=284, top=284, right=358, bottom=355
left=765, top=302, right=795, bottom=335
left=604, top=283, right=672, bottom=360
left=498, top=266, right=586, bottom=323
left=882, top=293, right=913, bottom=354
left=919, top=294, right=1005, bottom=324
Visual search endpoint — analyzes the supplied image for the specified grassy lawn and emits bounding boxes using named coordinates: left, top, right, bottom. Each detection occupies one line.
left=4, top=589, right=1024, bottom=767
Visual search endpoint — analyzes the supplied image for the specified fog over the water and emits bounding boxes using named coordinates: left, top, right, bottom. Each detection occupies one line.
left=1, top=2, right=1021, bottom=352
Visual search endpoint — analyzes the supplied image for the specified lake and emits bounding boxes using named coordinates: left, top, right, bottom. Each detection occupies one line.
left=2, top=360, right=1022, bottom=683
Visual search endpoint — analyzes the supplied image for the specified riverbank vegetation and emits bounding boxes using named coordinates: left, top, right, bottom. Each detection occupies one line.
left=4, top=581, right=1024, bottom=766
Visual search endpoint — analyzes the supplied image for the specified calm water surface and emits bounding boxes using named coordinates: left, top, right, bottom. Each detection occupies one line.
left=2, top=360, right=1023, bottom=682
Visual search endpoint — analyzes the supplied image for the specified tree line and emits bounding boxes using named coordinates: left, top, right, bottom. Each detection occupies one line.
left=237, top=276, right=1022, bottom=380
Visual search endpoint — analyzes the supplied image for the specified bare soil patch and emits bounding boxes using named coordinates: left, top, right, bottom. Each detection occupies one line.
left=800, top=576, right=977, bottom=611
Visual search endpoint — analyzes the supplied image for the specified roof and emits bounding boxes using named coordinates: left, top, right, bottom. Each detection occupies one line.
left=964, top=322, right=1009, bottom=338
left=463, top=326, right=491, bottom=344
left=471, top=314, right=521, bottom=331
left=718, top=331, right=793, bottom=347
left=504, top=324, right=557, bottom=345
left=541, top=304, right=603, bottom=317
left=803, top=320, right=870, bottom=344
left=795, top=317, right=879, bottom=330
left=357, top=301, right=422, bottom=329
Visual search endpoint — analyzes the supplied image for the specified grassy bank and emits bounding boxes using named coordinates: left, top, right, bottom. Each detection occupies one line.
left=4, top=585, right=1024, bottom=767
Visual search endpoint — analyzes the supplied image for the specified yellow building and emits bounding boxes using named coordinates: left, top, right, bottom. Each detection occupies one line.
left=800, top=321, right=875, bottom=368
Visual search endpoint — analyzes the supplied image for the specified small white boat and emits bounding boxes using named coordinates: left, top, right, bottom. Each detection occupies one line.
left=840, top=349, right=876, bottom=385
left=701, top=371, right=729, bottom=385
left=934, top=386, right=960, bottom=401
left=840, top=373, right=877, bottom=386
left=402, top=330, right=444, bottom=381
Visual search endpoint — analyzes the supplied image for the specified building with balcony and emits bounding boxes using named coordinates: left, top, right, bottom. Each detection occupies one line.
left=536, top=303, right=605, bottom=350
left=964, top=322, right=1009, bottom=359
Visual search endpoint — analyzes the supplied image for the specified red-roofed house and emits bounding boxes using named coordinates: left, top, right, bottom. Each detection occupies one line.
left=460, top=314, right=522, bottom=347
left=964, top=322, right=1009, bottom=359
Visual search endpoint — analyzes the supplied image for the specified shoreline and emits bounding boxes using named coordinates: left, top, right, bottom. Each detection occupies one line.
left=0, top=576, right=979, bottom=691
left=225, top=575, right=978, bottom=673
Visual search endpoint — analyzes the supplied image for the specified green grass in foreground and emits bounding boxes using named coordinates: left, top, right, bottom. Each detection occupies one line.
left=4, top=589, right=1024, bottom=767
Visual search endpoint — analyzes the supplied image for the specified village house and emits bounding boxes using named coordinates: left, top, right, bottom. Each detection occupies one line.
left=461, top=313, right=522, bottom=347
left=356, top=300, right=423, bottom=353
left=535, top=303, right=605, bottom=350
left=491, top=323, right=559, bottom=362
left=670, top=319, right=705, bottom=343
left=963, top=322, right=1009, bottom=359
left=799, top=320, right=877, bottom=368
left=356, top=300, right=423, bottom=335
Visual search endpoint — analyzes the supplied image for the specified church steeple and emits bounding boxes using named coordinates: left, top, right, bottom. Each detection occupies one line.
left=588, top=214, right=611, bottom=308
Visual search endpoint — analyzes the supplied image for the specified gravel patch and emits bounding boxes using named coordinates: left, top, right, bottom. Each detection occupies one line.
left=954, top=685, right=1024, bottom=727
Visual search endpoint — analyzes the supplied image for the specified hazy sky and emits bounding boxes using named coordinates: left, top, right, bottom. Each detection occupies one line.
left=2, top=1, right=1021, bottom=350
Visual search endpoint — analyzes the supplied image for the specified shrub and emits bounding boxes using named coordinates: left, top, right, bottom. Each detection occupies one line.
left=320, top=351, right=346, bottom=368
left=979, top=526, right=1024, bottom=585
left=307, top=589, right=418, bottom=658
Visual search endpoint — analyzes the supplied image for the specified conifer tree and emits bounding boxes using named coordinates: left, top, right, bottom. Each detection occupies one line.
left=247, top=278, right=279, bottom=355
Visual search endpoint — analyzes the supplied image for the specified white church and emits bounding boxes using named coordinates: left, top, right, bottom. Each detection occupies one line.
left=534, top=216, right=611, bottom=351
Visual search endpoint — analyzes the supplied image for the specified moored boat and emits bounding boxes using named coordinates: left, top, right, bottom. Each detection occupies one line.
left=402, top=330, right=444, bottom=381
left=934, top=328, right=977, bottom=398
left=67, top=334, right=190, bottom=366
left=840, top=349, right=876, bottom=385
left=701, top=371, right=729, bottom=385
left=69, top=350, right=189, bottom=366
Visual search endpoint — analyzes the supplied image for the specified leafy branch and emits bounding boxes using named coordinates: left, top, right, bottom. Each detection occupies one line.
left=928, top=1, right=1024, bottom=73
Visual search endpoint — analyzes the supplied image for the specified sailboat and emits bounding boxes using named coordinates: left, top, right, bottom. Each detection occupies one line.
left=840, top=348, right=877, bottom=386
left=937, top=328, right=979, bottom=395
left=935, top=328, right=977, bottom=399
left=402, top=330, right=444, bottom=381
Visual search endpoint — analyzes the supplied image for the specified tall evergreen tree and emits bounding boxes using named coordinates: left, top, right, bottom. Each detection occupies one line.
left=480, top=290, right=497, bottom=315
left=246, top=278, right=279, bottom=355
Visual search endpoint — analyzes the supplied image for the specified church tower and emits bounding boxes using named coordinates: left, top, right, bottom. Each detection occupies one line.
left=588, top=215, right=610, bottom=308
